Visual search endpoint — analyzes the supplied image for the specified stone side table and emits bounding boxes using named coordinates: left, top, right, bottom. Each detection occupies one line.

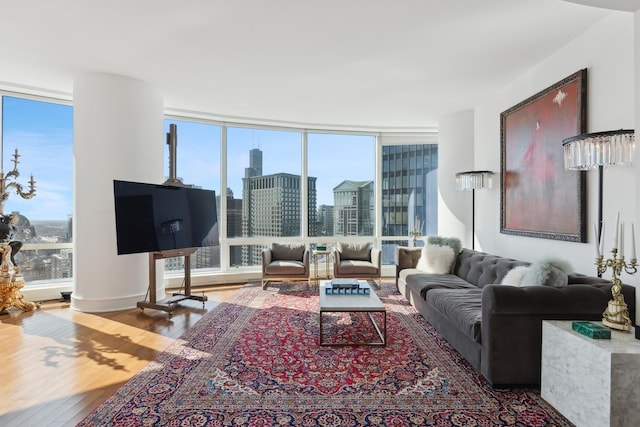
left=541, top=320, right=640, bottom=427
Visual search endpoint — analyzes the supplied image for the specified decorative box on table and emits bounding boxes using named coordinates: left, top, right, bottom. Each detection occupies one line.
left=572, top=321, right=611, bottom=339
left=325, top=278, right=370, bottom=295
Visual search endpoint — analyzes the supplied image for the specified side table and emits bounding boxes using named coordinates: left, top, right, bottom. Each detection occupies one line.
left=313, top=249, right=332, bottom=284
left=541, top=320, right=640, bottom=427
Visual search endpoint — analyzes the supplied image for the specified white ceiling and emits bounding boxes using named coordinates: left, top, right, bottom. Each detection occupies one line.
left=0, top=0, right=635, bottom=131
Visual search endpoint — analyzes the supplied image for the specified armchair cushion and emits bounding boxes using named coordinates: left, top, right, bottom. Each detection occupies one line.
left=264, top=259, right=306, bottom=275
left=271, top=243, right=305, bottom=262
left=336, top=260, right=378, bottom=275
left=337, top=242, right=371, bottom=261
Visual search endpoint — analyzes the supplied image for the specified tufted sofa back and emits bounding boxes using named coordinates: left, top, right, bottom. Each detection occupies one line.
left=454, top=248, right=529, bottom=288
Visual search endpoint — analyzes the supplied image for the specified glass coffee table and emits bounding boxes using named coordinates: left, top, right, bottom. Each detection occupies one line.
left=319, top=280, right=386, bottom=346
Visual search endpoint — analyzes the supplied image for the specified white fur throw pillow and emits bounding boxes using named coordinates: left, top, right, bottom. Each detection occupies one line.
left=500, top=265, right=531, bottom=286
left=521, top=257, right=572, bottom=287
left=416, top=244, right=455, bottom=274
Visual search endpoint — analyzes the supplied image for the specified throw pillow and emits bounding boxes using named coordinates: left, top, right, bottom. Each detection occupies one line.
left=426, top=235, right=462, bottom=257
left=521, top=257, right=572, bottom=287
left=416, top=244, right=455, bottom=274
left=271, top=243, right=305, bottom=261
left=337, top=242, right=371, bottom=261
left=426, top=235, right=462, bottom=272
left=500, top=265, right=531, bottom=286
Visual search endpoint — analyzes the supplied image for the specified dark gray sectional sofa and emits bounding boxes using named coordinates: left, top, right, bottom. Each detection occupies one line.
left=396, top=246, right=636, bottom=387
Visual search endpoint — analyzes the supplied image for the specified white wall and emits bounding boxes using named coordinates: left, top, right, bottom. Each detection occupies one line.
left=474, top=11, right=635, bottom=273
left=473, top=11, right=638, bottom=319
left=438, top=110, right=474, bottom=247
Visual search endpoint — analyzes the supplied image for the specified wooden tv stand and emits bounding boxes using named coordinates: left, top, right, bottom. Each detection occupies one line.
left=137, top=247, right=207, bottom=316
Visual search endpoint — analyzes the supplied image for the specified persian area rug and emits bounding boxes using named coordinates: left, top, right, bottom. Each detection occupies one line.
left=78, top=282, right=571, bottom=426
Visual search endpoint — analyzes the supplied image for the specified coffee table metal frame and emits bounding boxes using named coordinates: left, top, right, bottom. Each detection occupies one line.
left=319, top=280, right=386, bottom=346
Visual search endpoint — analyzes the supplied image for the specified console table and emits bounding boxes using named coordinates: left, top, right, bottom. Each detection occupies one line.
left=541, top=320, right=640, bottom=427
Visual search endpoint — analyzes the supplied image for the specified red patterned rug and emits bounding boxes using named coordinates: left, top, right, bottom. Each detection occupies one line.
left=78, top=282, right=571, bottom=426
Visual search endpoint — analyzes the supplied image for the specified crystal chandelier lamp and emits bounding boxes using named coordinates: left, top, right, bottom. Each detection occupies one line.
left=455, top=170, right=494, bottom=250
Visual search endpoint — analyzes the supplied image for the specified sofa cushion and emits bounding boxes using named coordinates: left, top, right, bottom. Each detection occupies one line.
left=338, top=242, right=371, bottom=261
left=416, top=244, right=455, bottom=274
left=427, top=288, right=483, bottom=343
left=397, top=247, right=421, bottom=270
left=455, top=248, right=529, bottom=288
left=271, top=243, right=305, bottom=261
left=405, top=272, right=476, bottom=299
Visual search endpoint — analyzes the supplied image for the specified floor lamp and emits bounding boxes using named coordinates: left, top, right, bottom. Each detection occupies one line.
left=562, top=129, right=635, bottom=331
left=562, top=129, right=635, bottom=256
left=455, top=170, right=494, bottom=250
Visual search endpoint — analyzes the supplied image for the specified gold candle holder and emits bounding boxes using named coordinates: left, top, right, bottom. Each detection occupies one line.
left=409, top=230, right=421, bottom=246
left=596, top=249, right=635, bottom=332
left=409, top=217, right=423, bottom=246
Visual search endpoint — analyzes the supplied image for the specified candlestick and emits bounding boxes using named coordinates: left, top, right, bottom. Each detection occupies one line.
left=0, top=148, right=37, bottom=215
left=620, top=222, right=625, bottom=258
left=632, top=223, right=637, bottom=260
left=599, top=223, right=605, bottom=257
left=594, top=223, right=600, bottom=258
left=613, top=212, right=620, bottom=250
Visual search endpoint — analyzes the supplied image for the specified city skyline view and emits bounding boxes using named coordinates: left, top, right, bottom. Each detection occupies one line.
left=2, top=94, right=437, bottom=284
left=168, top=119, right=376, bottom=209
left=2, top=97, right=375, bottom=223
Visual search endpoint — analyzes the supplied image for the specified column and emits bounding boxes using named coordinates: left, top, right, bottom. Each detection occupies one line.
left=71, top=72, right=164, bottom=312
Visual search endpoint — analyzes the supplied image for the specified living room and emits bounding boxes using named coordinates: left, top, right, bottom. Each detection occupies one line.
left=1, top=1, right=640, bottom=425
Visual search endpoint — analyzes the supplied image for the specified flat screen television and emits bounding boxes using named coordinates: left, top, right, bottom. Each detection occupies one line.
left=113, top=179, right=218, bottom=255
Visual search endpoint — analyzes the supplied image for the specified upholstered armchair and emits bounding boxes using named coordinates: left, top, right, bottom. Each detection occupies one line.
left=333, top=242, right=381, bottom=288
left=261, top=243, right=310, bottom=289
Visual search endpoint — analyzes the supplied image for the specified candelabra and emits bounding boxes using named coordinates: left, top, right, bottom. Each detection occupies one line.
left=0, top=148, right=37, bottom=216
left=409, top=217, right=422, bottom=246
left=0, top=148, right=37, bottom=313
left=596, top=249, right=635, bottom=331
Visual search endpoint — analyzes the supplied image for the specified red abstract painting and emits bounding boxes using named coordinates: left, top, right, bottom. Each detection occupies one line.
left=500, top=70, right=587, bottom=242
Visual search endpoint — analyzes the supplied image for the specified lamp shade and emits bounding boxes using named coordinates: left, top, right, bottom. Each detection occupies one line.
left=455, top=170, right=494, bottom=191
left=563, top=129, right=635, bottom=170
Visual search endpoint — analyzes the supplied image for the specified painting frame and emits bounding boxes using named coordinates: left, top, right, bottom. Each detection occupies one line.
left=500, top=69, right=587, bottom=242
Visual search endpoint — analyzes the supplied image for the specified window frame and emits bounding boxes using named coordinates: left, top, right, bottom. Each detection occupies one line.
left=1, top=93, right=438, bottom=294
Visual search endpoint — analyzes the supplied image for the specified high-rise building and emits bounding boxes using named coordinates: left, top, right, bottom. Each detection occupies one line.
left=333, top=180, right=374, bottom=236
left=240, top=148, right=317, bottom=265
left=51, top=249, right=73, bottom=279
left=381, top=144, right=438, bottom=239
left=316, top=204, right=334, bottom=236
left=223, top=188, right=244, bottom=266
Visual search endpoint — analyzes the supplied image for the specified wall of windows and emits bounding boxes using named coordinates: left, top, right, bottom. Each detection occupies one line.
left=308, top=133, right=375, bottom=238
left=380, top=144, right=438, bottom=264
left=0, top=93, right=437, bottom=290
left=161, top=119, right=222, bottom=273
left=0, top=95, right=73, bottom=286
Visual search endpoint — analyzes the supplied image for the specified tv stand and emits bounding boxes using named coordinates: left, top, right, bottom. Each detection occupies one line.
left=137, top=247, right=207, bottom=316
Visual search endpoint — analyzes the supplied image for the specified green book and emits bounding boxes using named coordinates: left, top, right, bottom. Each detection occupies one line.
left=572, top=321, right=611, bottom=339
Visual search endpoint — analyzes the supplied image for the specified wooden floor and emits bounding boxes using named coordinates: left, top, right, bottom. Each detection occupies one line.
left=0, top=284, right=244, bottom=427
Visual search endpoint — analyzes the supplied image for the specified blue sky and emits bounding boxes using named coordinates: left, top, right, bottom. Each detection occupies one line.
left=2, top=96, right=73, bottom=221
left=167, top=119, right=375, bottom=206
left=2, top=96, right=374, bottom=221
